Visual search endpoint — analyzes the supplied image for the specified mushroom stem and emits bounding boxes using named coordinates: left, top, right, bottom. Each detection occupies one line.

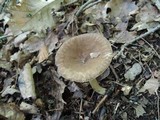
left=89, top=79, right=106, bottom=95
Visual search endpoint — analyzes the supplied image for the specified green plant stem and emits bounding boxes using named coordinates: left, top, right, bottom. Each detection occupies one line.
left=89, top=79, right=106, bottom=95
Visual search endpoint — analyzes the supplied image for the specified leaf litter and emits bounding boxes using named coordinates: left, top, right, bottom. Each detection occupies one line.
left=0, top=0, right=160, bottom=119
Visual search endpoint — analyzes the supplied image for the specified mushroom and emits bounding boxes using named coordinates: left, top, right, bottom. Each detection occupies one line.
left=55, top=33, right=113, bottom=94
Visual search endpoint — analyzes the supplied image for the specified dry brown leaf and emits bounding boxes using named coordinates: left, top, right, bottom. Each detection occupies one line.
left=50, top=68, right=66, bottom=103
left=1, top=85, right=20, bottom=97
left=153, top=70, right=160, bottom=79
left=8, top=0, right=63, bottom=34
left=13, top=31, right=30, bottom=47
left=139, top=78, right=160, bottom=94
left=105, top=0, right=137, bottom=43
left=10, top=51, right=31, bottom=68
left=22, top=35, right=44, bottom=53
left=152, top=0, right=160, bottom=10
left=22, top=32, right=58, bottom=54
left=110, top=22, right=136, bottom=43
left=106, top=0, right=138, bottom=23
left=0, top=60, right=11, bottom=71
left=124, top=63, right=142, bottom=81
left=84, top=2, right=107, bottom=20
left=38, top=44, right=49, bottom=63
left=18, top=63, right=36, bottom=99
left=0, top=103, right=25, bottom=120
left=20, top=102, right=38, bottom=114
left=132, top=2, right=160, bottom=31
left=134, top=105, right=146, bottom=117
left=44, top=32, right=59, bottom=53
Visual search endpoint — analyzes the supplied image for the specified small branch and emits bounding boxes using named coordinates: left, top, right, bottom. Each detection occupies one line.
left=0, top=0, right=10, bottom=14
left=110, top=65, right=119, bottom=81
left=83, top=0, right=102, bottom=12
left=0, top=35, right=13, bottom=40
left=79, top=99, right=83, bottom=119
left=156, top=91, right=160, bottom=120
left=64, top=0, right=78, bottom=7
left=92, top=83, right=115, bottom=114
left=113, top=25, right=160, bottom=59
left=114, top=103, right=133, bottom=119
left=75, top=0, right=95, bottom=16
left=92, top=94, right=107, bottom=114
left=141, top=38, right=160, bottom=59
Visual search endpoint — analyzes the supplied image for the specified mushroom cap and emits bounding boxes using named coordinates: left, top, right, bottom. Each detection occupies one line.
left=55, top=33, right=113, bottom=82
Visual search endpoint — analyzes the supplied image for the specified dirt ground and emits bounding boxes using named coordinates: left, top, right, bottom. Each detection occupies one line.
left=0, top=0, right=160, bottom=120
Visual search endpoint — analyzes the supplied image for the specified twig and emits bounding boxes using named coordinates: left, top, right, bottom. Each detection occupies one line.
left=64, top=0, right=78, bottom=7
left=82, top=0, right=102, bottom=12
left=92, top=94, right=107, bottom=114
left=156, top=91, right=160, bottom=120
left=0, top=0, right=10, bottom=13
left=114, top=103, right=133, bottom=119
left=0, top=35, right=13, bottom=40
left=113, top=102, right=120, bottom=114
left=75, top=0, right=95, bottom=16
left=113, top=25, right=160, bottom=59
left=79, top=99, right=83, bottom=120
left=109, top=65, right=119, bottom=81
left=92, top=83, right=114, bottom=114
left=141, top=38, right=160, bottom=59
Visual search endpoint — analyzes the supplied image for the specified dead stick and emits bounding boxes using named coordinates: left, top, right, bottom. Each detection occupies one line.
left=83, top=0, right=102, bottom=12
left=75, top=0, right=94, bottom=16
left=92, top=83, right=114, bottom=114
left=92, top=95, right=107, bottom=114
left=113, top=25, right=160, bottom=59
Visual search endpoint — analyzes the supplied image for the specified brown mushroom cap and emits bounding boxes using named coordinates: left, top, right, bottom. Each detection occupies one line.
left=55, top=33, right=113, bottom=82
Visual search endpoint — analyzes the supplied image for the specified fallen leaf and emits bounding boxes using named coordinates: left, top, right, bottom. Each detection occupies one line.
left=134, top=104, right=146, bottom=117
left=1, top=78, right=14, bottom=92
left=22, top=32, right=58, bottom=54
left=1, top=85, right=20, bottom=97
left=50, top=68, right=66, bottom=103
left=38, top=44, right=49, bottom=63
left=20, top=102, right=38, bottom=114
left=139, top=78, right=159, bottom=94
left=84, top=2, right=108, bottom=20
left=0, top=60, right=11, bottom=71
left=110, top=22, right=136, bottom=43
left=13, top=31, right=30, bottom=47
left=18, top=63, right=36, bottom=99
left=106, top=0, right=138, bottom=23
left=39, top=68, right=65, bottom=120
left=0, top=103, right=25, bottom=120
left=105, top=0, right=138, bottom=43
left=153, top=70, right=160, bottom=79
left=0, top=12, right=11, bottom=26
left=10, top=51, right=31, bottom=68
left=121, top=112, right=127, bottom=120
left=21, top=35, right=44, bottom=53
left=8, top=0, right=63, bottom=34
left=131, top=2, right=160, bottom=31
left=151, top=0, right=160, bottom=11
left=44, top=32, right=59, bottom=53
left=124, top=63, right=142, bottom=81
left=68, top=82, right=83, bottom=98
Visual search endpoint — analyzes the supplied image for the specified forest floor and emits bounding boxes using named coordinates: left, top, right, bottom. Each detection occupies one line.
left=0, top=0, right=160, bottom=120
